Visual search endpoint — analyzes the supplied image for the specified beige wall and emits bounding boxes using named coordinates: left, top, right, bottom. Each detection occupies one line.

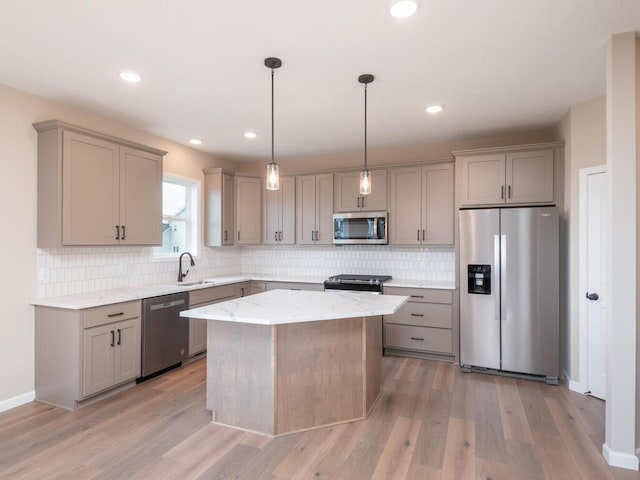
left=0, top=83, right=237, bottom=406
left=605, top=31, right=638, bottom=467
left=554, top=96, right=606, bottom=384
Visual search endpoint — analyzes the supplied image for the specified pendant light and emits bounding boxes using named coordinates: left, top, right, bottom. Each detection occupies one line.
left=265, top=57, right=282, bottom=190
left=358, top=74, right=374, bottom=195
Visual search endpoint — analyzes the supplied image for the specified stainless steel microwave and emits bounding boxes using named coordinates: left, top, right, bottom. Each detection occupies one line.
left=333, top=211, right=388, bottom=245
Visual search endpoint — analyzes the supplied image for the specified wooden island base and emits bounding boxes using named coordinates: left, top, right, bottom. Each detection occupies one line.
left=206, top=315, right=382, bottom=436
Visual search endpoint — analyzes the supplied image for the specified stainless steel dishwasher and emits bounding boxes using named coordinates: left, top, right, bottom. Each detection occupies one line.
left=139, top=291, right=189, bottom=381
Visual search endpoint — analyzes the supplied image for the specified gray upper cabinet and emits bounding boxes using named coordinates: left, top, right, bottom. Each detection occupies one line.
left=458, top=148, right=555, bottom=206
left=235, top=176, right=262, bottom=245
left=389, top=162, right=454, bottom=245
left=204, top=169, right=235, bottom=246
left=33, top=120, right=165, bottom=247
left=296, top=174, right=333, bottom=245
left=263, top=176, right=295, bottom=244
left=334, top=169, right=387, bottom=212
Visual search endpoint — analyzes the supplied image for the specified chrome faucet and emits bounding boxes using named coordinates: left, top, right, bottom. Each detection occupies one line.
left=178, top=252, right=195, bottom=282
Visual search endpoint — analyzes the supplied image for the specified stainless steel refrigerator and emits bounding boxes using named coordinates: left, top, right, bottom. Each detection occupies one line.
left=459, top=207, right=559, bottom=384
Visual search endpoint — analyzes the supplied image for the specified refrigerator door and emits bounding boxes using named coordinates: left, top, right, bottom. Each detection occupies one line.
left=500, top=207, right=559, bottom=377
left=459, top=209, right=501, bottom=369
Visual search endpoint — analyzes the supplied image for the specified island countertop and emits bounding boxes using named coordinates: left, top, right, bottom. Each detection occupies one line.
left=180, top=289, right=408, bottom=325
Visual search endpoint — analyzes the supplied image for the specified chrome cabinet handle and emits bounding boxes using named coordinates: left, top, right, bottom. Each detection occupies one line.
left=117, top=329, right=121, bottom=345
left=410, top=295, right=424, bottom=299
left=279, top=231, right=283, bottom=241
left=121, top=225, right=125, bottom=240
left=107, top=312, right=124, bottom=318
left=410, top=336, right=424, bottom=341
left=417, top=229, right=420, bottom=241
left=410, top=313, right=424, bottom=317
left=110, top=330, right=115, bottom=347
left=224, top=230, right=228, bottom=242
left=115, top=225, right=120, bottom=240
left=422, top=229, right=425, bottom=241
left=237, top=231, right=240, bottom=241
left=275, top=231, right=278, bottom=241
left=508, top=185, right=512, bottom=199
left=501, top=186, right=505, bottom=199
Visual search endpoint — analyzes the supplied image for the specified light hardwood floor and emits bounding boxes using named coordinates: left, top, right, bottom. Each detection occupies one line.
left=1, top=356, right=638, bottom=479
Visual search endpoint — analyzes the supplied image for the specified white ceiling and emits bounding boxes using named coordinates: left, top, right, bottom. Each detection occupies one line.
left=1, top=1, right=639, bottom=161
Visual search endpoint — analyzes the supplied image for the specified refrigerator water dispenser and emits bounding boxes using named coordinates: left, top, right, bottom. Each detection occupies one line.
left=467, top=264, right=491, bottom=294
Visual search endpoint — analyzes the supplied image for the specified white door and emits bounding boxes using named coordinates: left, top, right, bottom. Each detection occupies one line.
left=582, top=167, right=607, bottom=400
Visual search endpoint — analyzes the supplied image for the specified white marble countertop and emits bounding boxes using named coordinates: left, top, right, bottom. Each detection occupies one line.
left=30, top=273, right=453, bottom=310
left=180, top=289, right=409, bottom=325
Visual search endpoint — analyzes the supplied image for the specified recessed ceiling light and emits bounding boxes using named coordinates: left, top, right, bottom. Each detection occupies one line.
left=244, top=132, right=258, bottom=139
left=119, top=71, right=142, bottom=83
left=426, top=105, right=444, bottom=114
left=389, top=0, right=420, bottom=18
left=189, top=139, right=203, bottom=145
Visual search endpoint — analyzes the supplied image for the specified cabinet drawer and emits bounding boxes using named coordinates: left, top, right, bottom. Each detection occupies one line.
left=384, top=324, right=452, bottom=354
left=384, top=287, right=452, bottom=304
left=83, top=301, right=141, bottom=329
left=385, top=302, right=452, bottom=329
left=189, top=283, right=239, bottom=306
left=266, top=281, right=324, bottom=292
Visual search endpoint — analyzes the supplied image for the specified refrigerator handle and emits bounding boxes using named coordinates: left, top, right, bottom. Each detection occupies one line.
left=500, top=234, right=507, bottom=321
left=494, top=235, right=500, bottom=321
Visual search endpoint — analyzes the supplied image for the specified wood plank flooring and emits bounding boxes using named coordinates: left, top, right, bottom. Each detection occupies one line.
left=1, top=356, right=638, bottom=480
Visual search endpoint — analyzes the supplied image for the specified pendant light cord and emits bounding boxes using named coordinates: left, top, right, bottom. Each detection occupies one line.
left=364, top=82, right=368, bottom=172
left=271, top=68, right=275, bottom=166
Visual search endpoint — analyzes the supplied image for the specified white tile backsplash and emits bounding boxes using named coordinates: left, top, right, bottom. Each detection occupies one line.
left=36, top=244, right=455, bottom=298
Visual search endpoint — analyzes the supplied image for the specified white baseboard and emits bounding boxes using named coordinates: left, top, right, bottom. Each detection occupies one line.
left=603, top=443, right=640, bottom=470
left=0, top=391, right=35, bottom=413
left=563, top=370, right=587, bottom=394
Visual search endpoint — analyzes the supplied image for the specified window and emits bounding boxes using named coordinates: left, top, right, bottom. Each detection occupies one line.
left=153, top=175, right=199, bottom=257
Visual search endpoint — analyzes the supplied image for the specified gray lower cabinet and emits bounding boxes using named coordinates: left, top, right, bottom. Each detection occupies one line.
left=35, top=300, right=141, bottom=410
left=383, top=287, right=457, bottom=360
left=188, top=283, right=240, bottom=357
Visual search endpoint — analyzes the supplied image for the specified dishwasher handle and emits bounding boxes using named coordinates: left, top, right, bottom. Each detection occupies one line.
left=149, top=298, right=186, bottom=311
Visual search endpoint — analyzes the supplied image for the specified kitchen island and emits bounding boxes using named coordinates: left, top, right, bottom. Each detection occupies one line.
left=181, top=289, right=408, bottom=436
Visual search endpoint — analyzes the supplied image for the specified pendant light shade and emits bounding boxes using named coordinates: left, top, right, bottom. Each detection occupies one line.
left=265, top=57, right=282, bottom=191
left=358, top=74, right=374, bottom=195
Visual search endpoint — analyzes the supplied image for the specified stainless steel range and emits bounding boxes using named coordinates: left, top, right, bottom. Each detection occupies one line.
left=324, top=274, right=392, bottom=294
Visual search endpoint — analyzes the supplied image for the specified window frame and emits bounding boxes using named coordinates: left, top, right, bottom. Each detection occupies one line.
left=153, top=174, right=200, bottom=259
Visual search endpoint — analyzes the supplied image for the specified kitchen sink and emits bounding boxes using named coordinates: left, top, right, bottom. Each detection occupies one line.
left=169, top=280, right=215, bottom=287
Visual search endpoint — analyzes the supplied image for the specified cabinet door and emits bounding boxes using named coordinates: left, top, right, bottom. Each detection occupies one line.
left=315, top=174, right=334, bottom=244
left=460, top=154, right=506, bottom=206
left=422, top=163, right=454, bottom=245
left=280, top=177, right=296, bottom=244
left=334, top=172, right=360, bottom=212
left=296, top=175, right=318, bottom=245
left=119, top=146, right=163, bottom=245
left=83, top=324, right=115, bottom=397
left=389, top=166, right=422, bottom=245
left=506, top=150, right=554, bottom=204
left=236, top=177, right=262, bottom=245
left=222, top=173, right=235, bottom=245
left=62, top=131, right=120, bottom=245
left=361, top=169, right=387, bottom=211
left=334, top=169, right=387, bottom=212
left=263, top=187, right=281, bottom=245
left=189, top=318, right=207, bottom=356
left=113, top=318, right=141, bottom=385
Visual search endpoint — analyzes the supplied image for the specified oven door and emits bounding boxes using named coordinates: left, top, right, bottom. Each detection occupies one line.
left=333, top=211, right=388, bottom=245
